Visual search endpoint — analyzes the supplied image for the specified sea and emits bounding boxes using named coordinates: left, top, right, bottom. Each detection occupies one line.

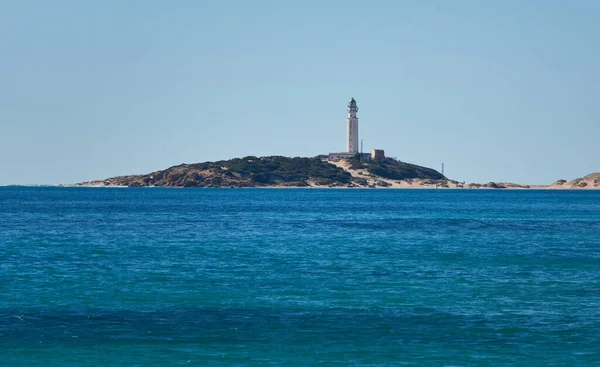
left=1, top=187, right=599, bottom=366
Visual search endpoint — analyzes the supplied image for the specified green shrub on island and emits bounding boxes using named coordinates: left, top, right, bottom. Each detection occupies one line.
left=351, top=177, right=368, bottom=186
left=347, top=156, right=445, bottom=180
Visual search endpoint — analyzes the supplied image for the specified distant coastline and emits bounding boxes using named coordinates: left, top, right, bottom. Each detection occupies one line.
left=63, top=155, right=600, bottom=190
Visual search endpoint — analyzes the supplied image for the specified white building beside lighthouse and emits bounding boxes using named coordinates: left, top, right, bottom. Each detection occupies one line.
left=328, top=98, right=370, bottom=161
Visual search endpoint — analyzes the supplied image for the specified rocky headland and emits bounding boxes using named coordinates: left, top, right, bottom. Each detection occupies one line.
left=72, top=156, right=446, bottom=188
left=69, top=156, right=600, bottom=189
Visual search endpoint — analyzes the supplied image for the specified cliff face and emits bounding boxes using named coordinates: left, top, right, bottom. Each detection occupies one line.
left=550, top=173, right=600, bottom=189
left=74, top=156, right=447, bottom=188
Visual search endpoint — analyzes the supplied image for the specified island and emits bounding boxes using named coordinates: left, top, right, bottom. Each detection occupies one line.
left=69, top=155, right=600, bottom=189
left=72, top=155, right=448, bottom=188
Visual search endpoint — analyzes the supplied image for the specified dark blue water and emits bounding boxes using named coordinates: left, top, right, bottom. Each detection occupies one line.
left=1, top=187, right=599, bottom=366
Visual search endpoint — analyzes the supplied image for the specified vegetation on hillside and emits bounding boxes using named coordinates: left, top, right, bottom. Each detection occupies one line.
left=91, top=156, right=354, bottom=188
left=217, top=156, right=352, bottom=185
left=347, top=154, right=446, bottom=180
left=78, top=155, right=448, bottom=188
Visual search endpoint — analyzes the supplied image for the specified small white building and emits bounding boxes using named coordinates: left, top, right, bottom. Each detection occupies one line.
left=371, top=149, right=385, bottom=160
left=328, top=152, right=357, bottom=161
left=328, top=152, right=371, bottom=162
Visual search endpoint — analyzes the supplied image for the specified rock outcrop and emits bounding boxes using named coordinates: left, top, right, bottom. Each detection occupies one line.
left=550, top=173, right=600, bottom=189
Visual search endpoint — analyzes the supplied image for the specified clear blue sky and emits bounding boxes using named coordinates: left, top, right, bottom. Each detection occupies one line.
left=1, top=0, right=598, bottom=185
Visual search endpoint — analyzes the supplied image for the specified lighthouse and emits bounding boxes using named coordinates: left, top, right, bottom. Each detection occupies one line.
left=327, top=97, right=371, bottom=162
left=346, top=98, right=359, bottom=153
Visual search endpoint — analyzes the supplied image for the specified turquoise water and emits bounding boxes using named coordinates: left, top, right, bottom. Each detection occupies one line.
left=1, top=187, right=599, bottom=366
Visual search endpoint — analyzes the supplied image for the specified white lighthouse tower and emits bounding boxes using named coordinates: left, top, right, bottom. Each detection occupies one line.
left=346, top=98, right=359, bottom=153
left=327, top=97, right=368, bottom=162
